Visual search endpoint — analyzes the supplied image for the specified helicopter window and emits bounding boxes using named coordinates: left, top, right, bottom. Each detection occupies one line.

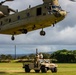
left=53, top=10, right=57, bottom=12
left=36, top=7, right=42, bottom=16
left=47, top=6, right=52, bottom=14
left=27, top=13, right=30, bottom=17
left=52, top=6, right=56, bottom=8
left=18, top=16, right=20, bottom=20
left=1, top=21, right=3, bottom=25
left=9, top=19, right=11, bottom=23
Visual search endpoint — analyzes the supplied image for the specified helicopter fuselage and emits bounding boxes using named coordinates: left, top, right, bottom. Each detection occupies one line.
left=0, top=0, right=67, bottom=37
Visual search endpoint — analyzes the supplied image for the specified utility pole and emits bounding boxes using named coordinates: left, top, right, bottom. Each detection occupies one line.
left=36, top=48, right=38, bottom=56
left=15, top=45, right=16, bottom=60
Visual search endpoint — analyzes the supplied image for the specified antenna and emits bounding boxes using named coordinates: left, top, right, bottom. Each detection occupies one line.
left=36, top=48, right=38, bottom=56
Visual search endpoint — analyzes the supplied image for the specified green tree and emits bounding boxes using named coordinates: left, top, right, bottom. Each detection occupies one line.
left=42, top=53, right=50, bottom=59
left=50, top=49, right=76, bottom=63
left=0, top=54, right=6, bottom=60
left=6, top=55, right=13, bottom=60
left=29, top=54, right=35, bottom=59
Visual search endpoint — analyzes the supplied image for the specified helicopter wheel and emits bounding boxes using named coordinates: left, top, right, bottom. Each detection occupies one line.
left=40, top=30, right=46, bottom=36
left=22, top=29, right=28, bottom=34
left=11, top=35, right=15, bottom=41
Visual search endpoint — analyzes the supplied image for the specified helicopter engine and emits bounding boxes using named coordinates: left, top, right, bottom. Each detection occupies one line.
left=0, top=5, right=9, bottom=17
left=0, top=0, right=15, bottom=18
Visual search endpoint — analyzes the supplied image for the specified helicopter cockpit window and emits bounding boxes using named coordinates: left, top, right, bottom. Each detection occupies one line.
left=52, top=6, right=56, bottom=8
left=52, top=5, right=62, bottom=10
left=36, top=7, right=42, bottom=16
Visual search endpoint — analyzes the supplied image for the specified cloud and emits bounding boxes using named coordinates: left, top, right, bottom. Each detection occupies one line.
left=0, top=45, right=76, bottom=54
left=0, top=0, right=76, bottom=45
left=1, top=0, right=76, bottom=54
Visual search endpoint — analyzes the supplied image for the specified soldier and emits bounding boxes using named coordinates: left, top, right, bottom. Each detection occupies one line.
left=39, top=53, right=43, bottom=59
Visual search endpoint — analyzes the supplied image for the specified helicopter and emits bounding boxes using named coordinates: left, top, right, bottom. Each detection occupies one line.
left=0, top=0, right=75, bottom=40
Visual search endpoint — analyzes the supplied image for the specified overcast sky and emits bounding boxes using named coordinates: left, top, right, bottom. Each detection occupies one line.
left=0, top=0, right=76, bottom=54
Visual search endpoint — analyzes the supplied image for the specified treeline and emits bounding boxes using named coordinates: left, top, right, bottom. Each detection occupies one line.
left=0, top=54, right=13, bottom=62
left=51, top=49, right=76, bottom=63
left=0, top=49, right=76, bottom=63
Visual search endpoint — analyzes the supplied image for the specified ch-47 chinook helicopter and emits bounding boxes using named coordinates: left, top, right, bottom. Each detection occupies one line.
left=0, top=0, right=75, bottom=40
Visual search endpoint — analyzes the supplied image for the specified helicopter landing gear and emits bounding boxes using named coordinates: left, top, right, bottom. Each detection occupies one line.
left=53, top=23, right=55, bottom=27
left=11, top=35, right=15, bottom=41
left=21, top=29, right=28, bottom=34
left=40, top=29, right=46, bottom=36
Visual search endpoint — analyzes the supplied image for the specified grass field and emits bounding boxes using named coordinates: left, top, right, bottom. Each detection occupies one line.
left=0, top=63, right=76, bottom=75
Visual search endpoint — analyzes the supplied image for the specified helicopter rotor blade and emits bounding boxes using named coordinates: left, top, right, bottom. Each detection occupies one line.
left=0, top=1, right=6, bottom=5
left=6, top=0, right=14, bottom=1
left=0, top=0, right=14, bottom=5
left=69, top=0, right=76, bottom=2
